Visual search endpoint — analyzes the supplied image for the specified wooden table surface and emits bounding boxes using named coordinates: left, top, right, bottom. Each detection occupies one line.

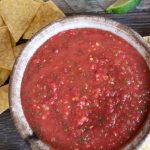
left=0, top=1, right=150, bottom=150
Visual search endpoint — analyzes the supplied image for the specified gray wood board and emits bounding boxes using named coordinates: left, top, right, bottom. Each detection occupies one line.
left=0, top=10, right=150, bottom=150
left=53, top=0, right=150, bottom=13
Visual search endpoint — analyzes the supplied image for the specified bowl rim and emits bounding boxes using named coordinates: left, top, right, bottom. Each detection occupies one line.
left=9, top=15, right=150, bottom=150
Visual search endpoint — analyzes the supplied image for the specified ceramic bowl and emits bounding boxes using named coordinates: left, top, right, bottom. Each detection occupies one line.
left=10, top=16, right=150, bottom=150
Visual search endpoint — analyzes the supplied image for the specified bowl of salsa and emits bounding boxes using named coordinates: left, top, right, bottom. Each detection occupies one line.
left=10, top=16, right=150, bottom=150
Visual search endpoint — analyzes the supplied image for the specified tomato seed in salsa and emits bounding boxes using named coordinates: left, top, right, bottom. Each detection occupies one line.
left=21, top=28, right=150, bottom=150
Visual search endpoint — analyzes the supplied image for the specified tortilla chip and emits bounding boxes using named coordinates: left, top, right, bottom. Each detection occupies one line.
left=0, top=68, right=10, bottom=86
left=0, top=84, right=9, bottom=114
left=0, top=26, right=15, bottom=70
left=23, top=0, right=65, bottom=39
left=0, top=15, right=4, bottom=27
left=0, top=0, right=41, bottom=42
left=13, top=43, right=26, bottom=58
left=144, top=36, right=150, bottom=44
left=10, top=34, right=16, bottom=47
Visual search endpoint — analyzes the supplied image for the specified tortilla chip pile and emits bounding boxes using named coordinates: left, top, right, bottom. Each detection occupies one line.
left=0, top=0, right=65, bottom=114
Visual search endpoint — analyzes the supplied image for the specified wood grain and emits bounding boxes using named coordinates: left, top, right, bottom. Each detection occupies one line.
left=0, top=110, right=30, bottom=150
left=51, top=0, right=74, bottom=13
left=53, top=0, right=150, bottom=13
left=63, top=0, right=103, bottom=12
left=137, top=0, right=150, bottom=9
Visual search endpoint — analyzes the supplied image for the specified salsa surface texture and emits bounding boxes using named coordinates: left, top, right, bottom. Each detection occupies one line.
left=21, top=28, right=150, bottom=150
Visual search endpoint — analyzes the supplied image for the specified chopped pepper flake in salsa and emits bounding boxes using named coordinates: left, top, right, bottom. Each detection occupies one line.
left=21, top=28, right=150, bottom=150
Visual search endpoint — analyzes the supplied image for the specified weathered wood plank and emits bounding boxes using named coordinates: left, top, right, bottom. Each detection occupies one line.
left=0, top=110, right=30, bottom=150
left=52, top=0, right=74, bottom=13
left=137, top=0, right=150, bottom=9
left=53, top=0, right=114, bottom=13
left=62, top=0, right=103, bottom=12
left=97, top=0, right=115, bottom=9
left=53, top=0, right=150, bottom=13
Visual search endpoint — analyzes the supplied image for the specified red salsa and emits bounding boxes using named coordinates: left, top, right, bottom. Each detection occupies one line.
left=21, top=28, right=150, bottom=150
